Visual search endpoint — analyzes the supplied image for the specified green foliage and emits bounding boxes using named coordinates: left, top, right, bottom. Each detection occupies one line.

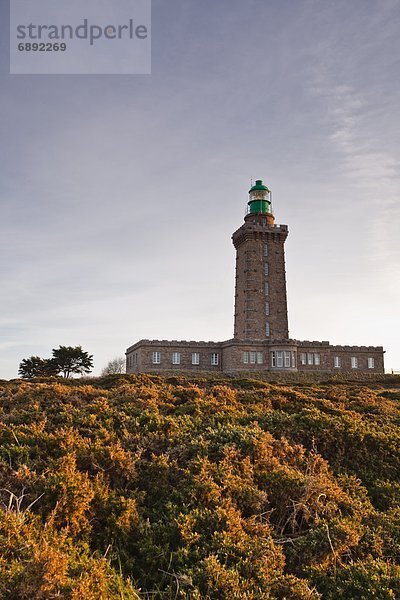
left=0, top=375, right=399, bottom=598
left=51, top=345, right=94, bottom=378
left=18, top=356, right=59, bottom=379
left=309, top=558, right=400, bottom=599
left=18, top=346, right=94, bottom=379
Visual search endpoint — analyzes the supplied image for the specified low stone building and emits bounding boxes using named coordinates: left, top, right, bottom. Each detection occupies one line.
left=126, top=179, right=384, bottom=374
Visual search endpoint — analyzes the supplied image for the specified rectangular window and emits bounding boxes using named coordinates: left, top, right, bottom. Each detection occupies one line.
left=271, top=351, right=276, bottom=367
left=265, top=302, right=270, bottom=315
left=243, top=352, right=249, bottom=364
left=266, top=322, right=270, bottom=337
left=257, top=352, right=263, bottom=364
left=314, top=353, right=321, bottom=366
left=264, top=263, right=269, bottom=276
left=368, top=357, right=375, bottom=369
left=277, top=351, right=283, bottom=368
left=172, top=352, right=181, bottom=365
left=211, top=353, right=219, bottom=366
left=292, top=352, right=296, bottom=368
left=351, top=356, right=358, bottom=369
left=249, top=351, right=257, bottom=364
left=300, top=353, right=307, bottom=365
left=263, top=244, right=268, bottom=256
left=307, top=353, right=314, bottom=365
left=152, top=352, right=161, bottom=364
left=284, top=351, right=291, bottom=367
left=192, top=352, right=200, bottom=365
left=265, top=282, right=269, bottom=295
left=334, top=356, right=341, bottom=368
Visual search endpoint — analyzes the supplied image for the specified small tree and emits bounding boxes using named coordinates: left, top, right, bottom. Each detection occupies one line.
left=18, top=356, right=58, bottom=379
left=101, top=357, right=126, bottom=376
left=52, top=346, right=94, bottom=379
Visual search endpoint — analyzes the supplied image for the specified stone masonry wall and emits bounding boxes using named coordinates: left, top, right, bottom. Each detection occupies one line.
left=126, top=339, right=384, bottom=374
left=233, top=215, right=289, bottom=341
left=126, top=340, right=223, bottom=373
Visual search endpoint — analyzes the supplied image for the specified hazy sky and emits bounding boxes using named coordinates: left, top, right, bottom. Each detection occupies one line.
left=1, top=0, right=399, bottom=379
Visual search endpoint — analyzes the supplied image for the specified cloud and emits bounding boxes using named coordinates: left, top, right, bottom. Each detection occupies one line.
left=310, top=48, right=400, bottom=292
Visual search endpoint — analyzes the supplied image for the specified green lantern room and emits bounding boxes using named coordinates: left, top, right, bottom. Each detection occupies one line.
left=248, top=179, right=272, bottom=215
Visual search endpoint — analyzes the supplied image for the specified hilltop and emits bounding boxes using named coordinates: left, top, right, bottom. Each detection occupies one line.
left=0, top=374, right=399, bottom=599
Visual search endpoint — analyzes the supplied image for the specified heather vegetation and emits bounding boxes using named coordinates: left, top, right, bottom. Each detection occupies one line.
left=0, top=373, right=399, bottom=599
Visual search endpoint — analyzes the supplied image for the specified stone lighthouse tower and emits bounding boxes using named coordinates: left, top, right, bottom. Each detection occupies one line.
left=232, top=179, right=289, bottom=341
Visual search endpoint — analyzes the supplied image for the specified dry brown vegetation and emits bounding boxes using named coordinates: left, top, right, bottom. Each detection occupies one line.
left=0, top=373, right=399, bottom=598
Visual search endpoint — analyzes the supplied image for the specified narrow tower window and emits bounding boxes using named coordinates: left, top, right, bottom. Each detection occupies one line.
left=263, top=244, right=268, bottom=256
left=266, top=322, right=270, bottom=337
left=265, top=302, right=270, bottom=315
left=264, top=263, right=269, bottom=276
left=265, top=282, right=269, bottom=295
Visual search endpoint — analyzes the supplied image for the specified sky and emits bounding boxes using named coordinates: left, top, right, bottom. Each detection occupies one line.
left=0, top=0, right=399, bottom=379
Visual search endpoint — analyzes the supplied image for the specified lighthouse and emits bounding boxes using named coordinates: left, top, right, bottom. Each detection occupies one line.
left=232, top=179, right=289, bottom=341
left=126, top=176, right=384, bottom=374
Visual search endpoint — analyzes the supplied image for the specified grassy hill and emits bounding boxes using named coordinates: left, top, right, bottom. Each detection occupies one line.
left=0, top=374, right=399, bottom=599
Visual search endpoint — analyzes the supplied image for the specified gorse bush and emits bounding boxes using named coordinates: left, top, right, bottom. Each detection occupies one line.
left=0, top=374, right=399, bottom=598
